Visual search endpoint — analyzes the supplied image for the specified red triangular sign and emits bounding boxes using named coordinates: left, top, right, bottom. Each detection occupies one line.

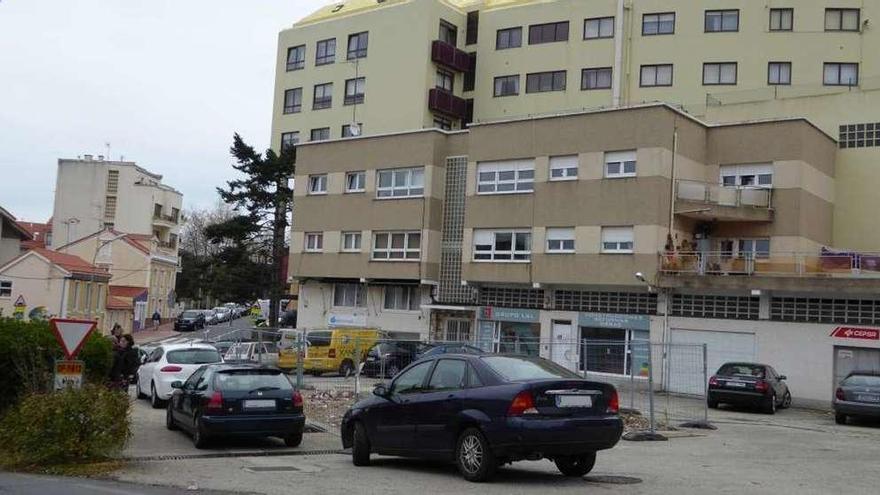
left=50, top=318, right=97, bottom=359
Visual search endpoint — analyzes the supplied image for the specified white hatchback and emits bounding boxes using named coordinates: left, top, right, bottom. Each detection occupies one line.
left=136, top=343, right=223, bottom=408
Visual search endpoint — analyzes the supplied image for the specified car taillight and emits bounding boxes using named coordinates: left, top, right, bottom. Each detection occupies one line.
left=328, top=348, right=336, bottom=358
left=835, top=387, right=845, bottom=401
left=708, top=375, right=719, bottom=387
left=606, top=389, right=619, bottom=414
left=206, top=391, right=223, bottom=412
left=293, top=390, right=303, bottom=408
left=160, top=365, right=182, bottom=373
left=755, top=380, right=769, bottom=393
left=507, top=391, right=538, bottom=416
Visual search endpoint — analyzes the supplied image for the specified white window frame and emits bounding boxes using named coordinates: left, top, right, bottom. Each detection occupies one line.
left=473, top=229, right=532, bottom=262
left=604, top=150, right=637, bottom=178
left=345, top=171, right=366, bottom=193
left=307, top=174, right=327, bottom=195
left=0, top=280, right=11, bottom=298
left=720, top=164, right=773, bottom=188
left=376, top=167, right=424, bottom=199
left=601, top=226, right=634, bottom=254
left=304, top=232, right=323, bottom=252
left=372, top=231, right=421, bottom=261
left=476, top=160, right=535, bottom=194
left=383, top=285, right=420, bottom=311
left=333, top=283, right=365, bottom=307
left=549, top=155, right=578, bottom=181
left=341, top=232, right=362, bottom=252
left=546, top=227, right=575, bottom=253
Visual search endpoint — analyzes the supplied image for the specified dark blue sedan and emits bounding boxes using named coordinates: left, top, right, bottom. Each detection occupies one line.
left=340, top=354, right=622, bottom=482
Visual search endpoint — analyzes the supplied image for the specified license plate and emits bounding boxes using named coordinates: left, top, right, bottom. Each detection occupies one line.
left=726, top=381, right=747, bottom=388
left=243, top=399, right=276, bottom=409
left=857, top=394, right=880, bottom=403
left=556, top=395, right=592, bottom=408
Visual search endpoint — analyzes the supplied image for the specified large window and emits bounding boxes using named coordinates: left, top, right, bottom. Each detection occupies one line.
left=584, top=17, right=614, bottom=39
left=280, top=132, right=299, bottom=151
left=372, top=232, right=421, bottom=260
left=310, top=127, right=330, bottom=141
left=439, top=20, right=457, bottom=46
left=705, top=10, right=739, bottom=32
left=549, top=155, right=578, bottom=181
left=283, top=88, right=302, bottom=114
left=307, top=174, right=327, bottom=194
left=642, top=13, right=675, bottom=35
left=476, top=160, right=534, bottom=194
left=720, top=164, right=773, bottom=187
left=473, top=229, right=531, bottom=262
left=738, top=239, right=771, bottom=258
left=0, top=280, right=11, bottom=298
left=376, top=167, right=424, bottom=198
left=528, top=21, right=569, bottom=44
left=546, top=227, right=575, bottom=253
left=768, top=62, right=791, bottom=85
left=436, top=70, right=454, bottom=91
left=493, top=75, right=520, bottom=96
left=581, top=67, right=612, bottom=90
left=526, top=71, right=566, bottom=93
left=581, top=328, right=649, bottom=376
left=496, top=27, right=522, bottom=49
left=344, top=77, right=365, bottom=105
left=604, top=150, right=637, bottom=178
left=342, top=232, right=362, bottom=252
left=304, top=232, right=323, bottom=252
left=825, top=8, right=860, bottom=32
left=639, top=64, right=673, bottom=87
left=703, top=62, right=737, bottom=85
left=347, top=31, right=369, bottom=59
left=383, top=286, right=420, bottom=311
left=769, top=8, right=793, bottom=31
left=313, top=83, right=333, bottom=110
left=286, top=45, right=305, bottom=71
left=601, top=226, right=634, bottom=253
left=345, top=171, right=366, bottom=193
left=824, top=63, right=858, bottom=86
left=315, top=38, right=336, bottom=65
left=334, top=283, right=365, bottom=307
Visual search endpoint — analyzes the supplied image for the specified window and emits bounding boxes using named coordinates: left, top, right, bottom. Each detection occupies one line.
left=604, top=150, right=637, bottom=178
left=286, top=45, right=305, bottom=71
left=601, top=227, right=634, bottom=253
left=345, top=171, right=366, bottom=192
left=383, top=286, right=420, bottom=311
left=546, top=227, right=575, bottom=253
left=493, top=75, right=519, bottom=96
left=824, top=63, right=859, bottom=86
left=839, top=122, right=880, bottom=149
left=436, top=70, right=454, bottom=91
left=768, top=62, right=791, bottom=85
left=549, top=155, right=578, bottom=181
left=304, top=232, right=323, bottom=252
left=347, top=31, right=369, bottom=59
left=640, top=64, right=673, bottom=87
left=376, top=167, right=424, bottom=198
left=477, top=160, right=534, bottom=194
left=825, top=8, right=860, bottom=31
left=0, top=280, right=11, bottom=298
left=738, top=239, right=771, bottom=258
left=528, top=21, right=569, bottom=44
left=473, top=229, right=532, bottom=261
left=427, top=359, right=467, bottom=391
left=581, top=67, right=612, bottom=90
left=496, top=27, right=522, bottom=49
left=372, top=232, right=421, bottom=260
left=281, top=132, right=299, bottom=151
left=333, top=283, right=365, bottom=307
left=720, top=164, right=773, bottom=188
left=391, top=361, right=433, bottom=395
left=705, top=10, right=739, bottom=32
left=433, top=116, right=452, bottom=130
left=307, top=174, right=327, bottom=194
left=466, top=364, right=483, bottom=387
left=463, top=53, right=476, bottom=91
left=584, top=17, right=614, bottom=39
left=310, top=127, right=330, bottom=141
left=341, top=123, right=362, bottom=138
left=769, top=8, right=793, bottom=31
left=283, top=88, right=302, bottom=114
left=642, top=13, right=675, bottom=35
left=342, top=232, right=362, bottom=252
left=703, top=62, right=737, bottom=85
left=313, top=83, right=333, bottom=109
left=315, top=38, right=336, bottom=65
left=439, top=20, right=457, bottom=46
left=526, top=70, right=566, bottom=93
left=344, top=77, right=365, bottom=105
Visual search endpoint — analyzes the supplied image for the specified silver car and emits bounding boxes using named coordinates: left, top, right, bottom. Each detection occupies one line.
left=201, top=309, right=219, bottom=325
left=834, top=371, right=880, bottom=424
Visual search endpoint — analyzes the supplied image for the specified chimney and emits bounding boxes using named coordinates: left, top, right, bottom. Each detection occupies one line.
left=97, top=155, right=105, bottom=161
left=83, top=154, right=93, bottom=161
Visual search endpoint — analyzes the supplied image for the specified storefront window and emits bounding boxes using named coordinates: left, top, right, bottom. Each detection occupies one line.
left=581, top=327, right=649, bottom=376
left=495, top=321, right=540, bottom=357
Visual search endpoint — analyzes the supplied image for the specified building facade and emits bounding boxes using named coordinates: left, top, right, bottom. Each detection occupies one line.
left=0, top=206, right=31, bottom=267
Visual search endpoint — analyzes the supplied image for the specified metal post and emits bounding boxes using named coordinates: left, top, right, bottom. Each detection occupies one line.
left=296, top=333, right=304, bottom=390
left=647, top=342, right=657, bottom=434
left=354, top=337, right=361, bottom=400
left=702, top=343, right=709, bottom=423
left=582, top=339, right=588, bottom=379
left=257, top=328, right=263, bottom=364
left=629, top=347, right=636, bottom=410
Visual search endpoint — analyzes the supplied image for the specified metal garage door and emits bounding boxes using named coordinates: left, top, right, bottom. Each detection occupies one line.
left=669, top=329, right=757, bottom=394
left=833, top=346, right=880, bottom=390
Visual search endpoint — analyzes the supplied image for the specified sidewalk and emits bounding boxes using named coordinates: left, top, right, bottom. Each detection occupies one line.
left=132, top=322, right=177, bottom=345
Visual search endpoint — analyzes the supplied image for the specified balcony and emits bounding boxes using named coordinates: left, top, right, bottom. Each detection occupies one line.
left=152, top=213, right=179, bottom=227
left=157, top=239, right=177, bottom=251
left=674, top=180, right=773, bottom=222
left=430, top=39, right=471, bottom=72
left=428, top=88, right=466, bottom=119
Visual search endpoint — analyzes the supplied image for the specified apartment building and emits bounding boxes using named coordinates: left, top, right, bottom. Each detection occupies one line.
left=0, top=206, right=31, bottom=266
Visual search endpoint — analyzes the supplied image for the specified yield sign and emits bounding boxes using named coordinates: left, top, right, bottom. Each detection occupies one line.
left=50, top=318, right=97, bottom=359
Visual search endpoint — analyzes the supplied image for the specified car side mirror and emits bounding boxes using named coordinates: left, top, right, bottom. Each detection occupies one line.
left=778, top=375, right=787, bottom=381
left=171, top=381, right=184, bottom=389
left=373, top=383, right=389, bottom=398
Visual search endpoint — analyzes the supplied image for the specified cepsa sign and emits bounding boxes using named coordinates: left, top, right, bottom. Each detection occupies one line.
left=830, top=327, right=880, bottom=340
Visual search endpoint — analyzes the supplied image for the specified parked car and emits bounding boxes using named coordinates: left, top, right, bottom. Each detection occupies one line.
left=834, top=371, right=880, bottom=424
left=166, top=363, right=305, bottom=448
left=362, top=341, right=434, bottom=378
left=213, top=307, right=231, bottom=323
left=707, top=362, right=791, bottom=414
left=341, top=354, right=623, bottom=482
left=210, top=340, right=236, bottom=356
left=224, top=341, right=279, bottom=367
left=174, top=310, right=206, bottom=332
left=201, top=309, right=219, bottom=325
left=300, top=328, right=384, bottom=377
left=277, top=329, right=304, bottom=372
left=136, top=343, right=223, bottom=409
left=418, top=343, right=485, bottom=359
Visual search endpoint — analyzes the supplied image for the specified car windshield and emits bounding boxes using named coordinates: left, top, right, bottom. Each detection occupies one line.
left=844, top=375, right=880, bottom=387
left=213, top=370, right=293, bottom=392
left=181, top=311, right=200, bottom=318
left=482, top=356, right=581, bottom=381
left=166, top=348, right=221, bottom=365
left=718, top=364, right=765, bottom=378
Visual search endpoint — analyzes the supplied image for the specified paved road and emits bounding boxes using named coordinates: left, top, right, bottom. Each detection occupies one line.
left=0, top=472, right=238, bottom=495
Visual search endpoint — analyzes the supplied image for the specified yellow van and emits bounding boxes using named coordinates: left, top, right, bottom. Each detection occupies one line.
left=300, top=328, right=383, bottom=376
left=277, top=329, right=303, bottom=372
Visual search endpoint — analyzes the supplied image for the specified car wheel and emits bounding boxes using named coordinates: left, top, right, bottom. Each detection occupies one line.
left=339, top=360, right=354, bottom=378
left=352, top=421, right=371, bottom=467
left=150, top=383, right=164, bottom=409
left=455, top=427, right=496, bottom=482
left=284, top=430, right=303, bottom=447
left=192, top=416, right=210, bottom=449
left=781, top=391, right=792, bottom=409
left=835, top=413, right=847, bottom=425
left=136, top=379, right=147, bottom=400
left=555, top=452, right=597, bottom=477
left=763, top=393, right=777, bottom=415
left=165, top=404, right=177, bottom=431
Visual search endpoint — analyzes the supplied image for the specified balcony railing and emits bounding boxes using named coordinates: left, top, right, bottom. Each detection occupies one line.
left=659, top=251, right=880, bottom=278
left=430, top=39, right=471, bottom=72
left=675, top=180, right=772, bottom=209
left=152, top=213, right=179, bottom=224
left=428, top=88, right=466, bottom=119
left=158, top=240, right=177, bottom=251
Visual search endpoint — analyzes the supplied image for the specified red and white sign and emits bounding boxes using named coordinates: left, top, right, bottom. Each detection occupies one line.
left=50, top=318, right=97, bottom=359
left=830, top=327, right=880, bottom=341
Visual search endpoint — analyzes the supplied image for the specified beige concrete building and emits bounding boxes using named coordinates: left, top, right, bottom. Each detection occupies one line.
left=0, top=206, right=31, bottom=267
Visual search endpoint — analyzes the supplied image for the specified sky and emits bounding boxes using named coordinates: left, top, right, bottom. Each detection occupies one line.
left=0, top=0, right=328, bottom=222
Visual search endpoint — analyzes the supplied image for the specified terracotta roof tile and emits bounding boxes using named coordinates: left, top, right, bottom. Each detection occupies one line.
left=31, top=248, right=110, bottom=277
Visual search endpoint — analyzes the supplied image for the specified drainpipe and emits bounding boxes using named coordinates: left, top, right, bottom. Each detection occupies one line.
left=612, top=0, right=626, bottom=107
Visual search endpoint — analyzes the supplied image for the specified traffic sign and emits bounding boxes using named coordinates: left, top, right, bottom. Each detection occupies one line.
left=13, top=294, right=25, bottom=307
left=54, top=360, right=84, bottom=391
left=49, top=318, right=97, bottom=359
left=830, top=327, right=880, bottom=340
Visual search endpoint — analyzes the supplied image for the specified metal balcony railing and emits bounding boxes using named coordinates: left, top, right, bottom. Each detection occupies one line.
left=430, top=39, right=471, bottom=72
left=659, top=251, right=880, bottom=278
left=428, top=88, right=466, bottom=119
left=152, top=213, right=179, bottom=224
left=675, top=179, right=772, bottom=209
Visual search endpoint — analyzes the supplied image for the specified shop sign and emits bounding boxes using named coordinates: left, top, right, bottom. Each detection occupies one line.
left=479, top=307, right=539, bottom=323
left=578, top=312, right=650, bottom=331
left=328, top=311, right=367, bottom=328
left=830, top=327, right=880, bottom=340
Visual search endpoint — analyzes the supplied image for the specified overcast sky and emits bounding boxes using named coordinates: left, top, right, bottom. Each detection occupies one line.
left=0, top=0, right=328, bottom=222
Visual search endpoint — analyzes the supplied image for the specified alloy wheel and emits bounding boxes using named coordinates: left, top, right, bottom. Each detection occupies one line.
left=459, top=435, right=483, bottom=474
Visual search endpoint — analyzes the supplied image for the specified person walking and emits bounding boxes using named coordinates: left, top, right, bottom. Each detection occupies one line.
left=151, top=310, right=161, bottom=329
left=109, top=324, right=123, bottom=350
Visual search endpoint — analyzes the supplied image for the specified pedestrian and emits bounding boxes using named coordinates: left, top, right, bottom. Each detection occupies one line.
left=109, top=323, right=123, bottom=351
left=151, top=310, right=161, bottom=329
left=109, top=334, right=139, bottom=390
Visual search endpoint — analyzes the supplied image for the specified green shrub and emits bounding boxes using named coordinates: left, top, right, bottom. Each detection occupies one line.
left=0, top=385, right=131, bottom=467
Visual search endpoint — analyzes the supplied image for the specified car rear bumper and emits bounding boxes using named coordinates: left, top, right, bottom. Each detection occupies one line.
left=485, top=416, right=623, bottom=457
left=174, top=323, right=199, bottom=331
left=834, top=400, right=880, bottom=418
left=201, top=414, right=305, bottom=436
left=709, top=389, right=767, bottom=405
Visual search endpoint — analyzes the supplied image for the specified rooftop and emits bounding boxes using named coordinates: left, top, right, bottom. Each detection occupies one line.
left=29, top=248, right=110, bottom=278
